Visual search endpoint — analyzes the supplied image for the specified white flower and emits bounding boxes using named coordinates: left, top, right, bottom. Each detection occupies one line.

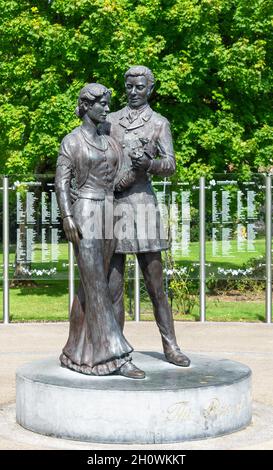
left=16, top=267, right=57, bottom=277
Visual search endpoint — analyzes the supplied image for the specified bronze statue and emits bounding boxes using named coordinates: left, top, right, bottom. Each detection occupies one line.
left=104, top=66, right=191, bottom=372
left=55, top=83, right=145, bottom=378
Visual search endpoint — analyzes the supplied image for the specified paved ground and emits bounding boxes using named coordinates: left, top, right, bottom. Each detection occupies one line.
left=0, top=321, right=273, bottom=449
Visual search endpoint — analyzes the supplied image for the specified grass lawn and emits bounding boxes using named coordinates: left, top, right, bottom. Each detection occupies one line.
left=139, top=297, right=265, bottom=322
left=0, top=238, right=268, bottom=279
left=180, top=238, right=266, bottom=265
left=0, top=282, right=69, bottom=322
left=0, top=282, right=266, bottom=323
left=0, top=239, right=268, bottom=323
left=171, top=238, right=266, bottom=279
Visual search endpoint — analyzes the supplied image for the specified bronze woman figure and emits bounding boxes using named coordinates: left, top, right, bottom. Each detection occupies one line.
left=55, top=83, right=144, bottom=378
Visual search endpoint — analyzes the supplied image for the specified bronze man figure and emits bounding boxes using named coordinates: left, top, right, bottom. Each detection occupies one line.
left=104, top=66, right=191, bottom=371
left=55, top=83, right=145, bottom=378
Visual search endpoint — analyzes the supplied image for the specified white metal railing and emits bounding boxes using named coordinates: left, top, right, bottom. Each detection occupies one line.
left=1, top=175, right=272, bottom=324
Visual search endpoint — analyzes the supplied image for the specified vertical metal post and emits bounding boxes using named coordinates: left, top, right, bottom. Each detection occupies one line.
left=163, top=178, right=169, bottom=297
left=134, top=255, right=140, bottom=322
left=266, top=174, right=272, bottom=323
left=68, top=241, right=75, bottom=316
left=199, top=176, right=206, bottom=322
left=3, top=176, right=9, bottom=324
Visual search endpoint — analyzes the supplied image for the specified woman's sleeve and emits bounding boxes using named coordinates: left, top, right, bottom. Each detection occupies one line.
left=55, top=135, right=75, bottom=219
left=108, top=137, right=137, bottom=192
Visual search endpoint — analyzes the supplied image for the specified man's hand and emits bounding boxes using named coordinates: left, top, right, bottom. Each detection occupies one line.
left=130, top=151, right=151, bottom=171
left=63, top=216, right=82, bottom=245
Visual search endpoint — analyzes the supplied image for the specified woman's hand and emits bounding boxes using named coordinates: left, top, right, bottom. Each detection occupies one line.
left=130, top=151, right=151, bottom=171
left=70, top=187, right=78, bottom=203
left=63, top=216, right=82, bottom=245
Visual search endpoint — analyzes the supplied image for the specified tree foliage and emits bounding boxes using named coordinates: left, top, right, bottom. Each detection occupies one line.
left=0, top=0, right=272, bottom=180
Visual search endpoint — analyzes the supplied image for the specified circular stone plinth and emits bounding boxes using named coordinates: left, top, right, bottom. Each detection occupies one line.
left=16, top=352, right=252, bottom=444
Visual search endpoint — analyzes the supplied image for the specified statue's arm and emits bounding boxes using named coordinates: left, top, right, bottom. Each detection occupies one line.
left=115, top=165, right=137, bottom=192
left=107, top=136, right=136, bottom=192
left=55, top=136, right=75, bottom=219
left=101, top=116, right=138, bottom=192
left=147, top=119, right=176, bottom=177
left=55, top=136, right=82, bottom=245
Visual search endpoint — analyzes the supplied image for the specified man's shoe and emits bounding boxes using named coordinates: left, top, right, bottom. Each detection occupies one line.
left=118, top=361, right=146, bottom=379
left=165, top=349, right=191, bottom=367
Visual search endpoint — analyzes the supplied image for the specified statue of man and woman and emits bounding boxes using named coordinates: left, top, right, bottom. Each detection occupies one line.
left=55, top=66, right=190, bottom=379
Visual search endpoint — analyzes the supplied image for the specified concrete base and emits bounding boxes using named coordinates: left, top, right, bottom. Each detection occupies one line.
left=16, top=352, right=252, bottom=444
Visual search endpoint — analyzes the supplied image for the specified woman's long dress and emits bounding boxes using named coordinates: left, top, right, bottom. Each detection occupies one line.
left=55, top=123, right=133, bottom=375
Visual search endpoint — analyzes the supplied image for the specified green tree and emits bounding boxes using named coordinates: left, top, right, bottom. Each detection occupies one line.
left=0, top=0, right=272, bottom=180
